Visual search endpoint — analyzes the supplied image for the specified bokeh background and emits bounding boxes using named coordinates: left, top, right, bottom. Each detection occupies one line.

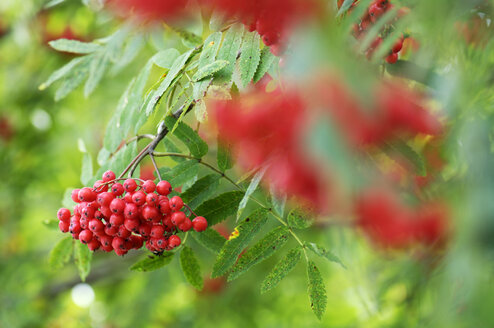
left=2, top=0, right=494, bottom=327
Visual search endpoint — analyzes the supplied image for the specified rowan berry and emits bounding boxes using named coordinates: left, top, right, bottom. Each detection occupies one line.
left=156, top=180, right=172, bottom=195
left=57, top=208, right=71, bottom=222
left=111, top=182, right=125, bottom=196
left=171, top=211, right=186, bottom=226
left=102, top=170, right=116, bottom=182
left=142, top=180, right=156, bottom=193
left=123, top=178, right=138, bottom=192
left=192, top=216, right=208, bottom=232
left=79, top=229, right=93, bottom=244
left=170, top=196, right=184, bottom=211
left=168, top=235, right=181, bottom=248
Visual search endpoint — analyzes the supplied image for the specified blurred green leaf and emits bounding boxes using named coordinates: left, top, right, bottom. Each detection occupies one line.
left=307, top=261, right=327, bottom=320
left=270, top=186, right=287, bottom=218
left=217, top=139, right=234, bottom=172
left=54, top=56, right=92, bottom=101
left=193, top=60, right=229, bottom=82
left=180, top=246, right=204, bottom=290
left=287, top=209, right=313, bottom=229
left=215, top=23, right=243, bottom=83
left=164, top=116, right=209, bottom=158
left=253, top=47, right=276, bottom=83
left=49, top=237, right=73, bottom=270
left=228, top=225, right=289, bottom=281
left=384, top=139, right=427, bottom=177
left=192, top=228, right=226, bottom=254
left=212, top=209, right=268, bottom=278
left=260, top=247, right=302, bottom=294
left=48, top=39, right=101, bottom=54
left=152, top=48, right=180, bottom=69
left=237, top=167, right=266, bottom=221
left=130, top=253, right=174, bottom=272
left=84, top=52, right=110, bottom=97
left=193, top=32, right=222, bottom=99
left=195, top=191, right=244, bottom=226
left=74, top=242, right=92, bottom=282
left=305, top=242, right=346, bottom=269
left=39, top=57, right=85, bottom=90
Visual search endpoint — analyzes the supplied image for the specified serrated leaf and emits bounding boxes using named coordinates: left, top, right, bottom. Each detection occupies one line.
left=39, top=57, right=85, bottom=90
left=152, top=48, right=180, bottom=69
left=193, top=32, right=222, bottom=100
left=158, top=160, right=199, bottom=188
left=130, top=253, right=174, bottom=272
left=81, top=152, right=93, bottom=186
left=270, top=186, right=287, bottom=218
left=217, top=139, right=234, bottom=172
left=239, top=31, right=261, bottom=88
left=144, top=49, right=196, bottom=116
left=180, top=246, right=204, bottom=290
left=49, top=237, right=74, bottom=270
left=164, top=116, right=208, bottom=158
left=307, top=261, right=327, bottom=320
left=195, top=191, right=244, bottom=226
left=215, top=24, right=243, bottom=83
left=170, top=26, right=202, bottom=46
left=211, top=209, right=268, bottom=278
left=180, top=174, right=221, bottom=208
left=260, top=247, right=302, bottom=294
left=191, top=228, right=226, bottom=254
left=55, top=56, right=92, bottom=101
left=228, top=226, right=289, bottom=281
left=384, top=139, right=427, bottom=177
left=237, top=166, right=266, bottom=221
left=85, top=52, right=110, bottom=97
left=162, top=138, right=186, bottom=162
left=74, top=242, right=92, bottom=282
left=48, top=39, right=101, bottom=54
left=194, top=99, right=208, bottom=123
left=287, top=209, right=313, bottom=229
left=253, top=47, right=276, bottom=83
left=111, top=34, right=145, bottom=74
left=193, top=60, right=229, bottom=82
left=305, top=242, right=346, bottom=269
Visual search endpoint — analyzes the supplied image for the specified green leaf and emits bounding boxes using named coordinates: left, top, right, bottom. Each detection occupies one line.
left=337, top=0, right=356, bottom=17
left=215, top=24, right=243, bottom=83
left=180, top=174, right=221, bottom=209
left=74, top=242, right=92, bottom=282
left=144, top=49, right=196, bottom=116
left=195, top=191, right=244, bottom=226
left=55, top=56, right=92, bottom=101
left=84, top=52, right=110, bottom=97
left=217, top=139, right=234, bottom=172
left=253, top=47, right=276, bottom=83
left=49, top=237, right=74, bottom=270
left=152, top=48, right=180, bottom=69
left=191, top=228, right=226, bottom=254
left=81, top=152, right=93, bottom=186
left=62, top=187, right=76, bottom=209
left=260, top=247, right=302, bottom=294
left=48, top=39, right=101, bottom=54
left=384, top=139, right=427, bottom=177
left=39, top=57, right=85, bottom=90
left=43, top=219, right=59, bottom=230
left=237, top=167, right=266, bottom=221
left=287, top=209, right=313, bottom=229
left=169, top=26, right=202, bottom=47
left=130, top=253, right=174, bottom=272
left=158, top=160, right=199, bottom=188
left=270, top=186, right=286, bottom=218
left=162, top=138, right=186, bottom=162
left=193, top=32, right=222, bottom=99
left=228, top=226, right=289, bottom=281
left=385, top=60, right=440, bottom=89
left=193, top=60, right=229, bottom=82
left=180, top=246, right=204, bottom=290
left=307, top=261, right=327, bottom=320
left=211, top=209, right=269, bottom=278
left=238, top=31, right=261, bottom=88
left=164, top=116, right=208, bottom=158
left=305, top=242, right=346, bottom=269
left=111, top=34, right=145, bottom=74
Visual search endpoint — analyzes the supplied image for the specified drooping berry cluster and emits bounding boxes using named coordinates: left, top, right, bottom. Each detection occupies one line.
left=56, top=170, right=208, bottom=256
left=339, top=0, right=409, bottom=64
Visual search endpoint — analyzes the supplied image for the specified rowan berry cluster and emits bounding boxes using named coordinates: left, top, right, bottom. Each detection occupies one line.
left=56, top=170, right=208, bottom=256
left=339, top=0, right=409, bottom=64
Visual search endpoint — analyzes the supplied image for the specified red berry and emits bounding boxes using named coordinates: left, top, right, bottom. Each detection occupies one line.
left=102, top=170, right=116, bottom=182
left=155, top=237, right=167, bottom=251
left=168, top=235, right=181, bottom=248
left=158, top=200, right=171, bottom=215
left=142, top=180, right=156, bottom=193
left=132, top=190, right=146, bottom=206
left=150, top=225, right=165, bottom=238
left=178, top=218, right=192, bottom=232
left=192, top=216, right=208, bottom=232
left=146, top=193, right=158, bottom=207
left=100, top=206, right=112, bottom=218
left=138, top=223, right=152, bottom=238
left=110, top=198, right=125, bottom=214
left=123, top=191, right=134, bottom=203
left=59, top=221, right=70, bottom=233
left=88, top=219, right=104, bottom=232
left=97, top=191, right=114, bottom=206
left=69, top=220, right=82, bottom=234
left=130, top=235, right=144, bottom=249
left=109, top=214, right=124, bottom=226
left=93, top=180, right=108, bottom=192
left=71, top=189, right=81, bottom=203
left=368, top=4, right=384, bottom=22
left=142, top=205, right=160, bottom=222
left=78, top=187, right=96, bottom=202
left=57, top=208, right=71, bottom=222
left=111, top=183, right=125, bottom=196
left=171, top=211, right=186, bottom=226
left=79, top=217, right=89, bottom=229
left=100, top=235, right=113, bottom=248
left=156, top=180, right=172, bottom=195
left=112, top=236, right=125, bottom=250
left=392, top=37, right=404, bottom=53
left=79, top=229, right=93, bottom=244
left=124, top=218, right=140, bottom=233
left=87, top=238, right=101, bottom=251
left=170, top=196, right=183, bottom=211
left=104, top=224, right=118, bottom=236
left=385, top=52, right=398, bottom=64
left=117, top=225, right=131, bottom=238
left=123, top=178, right=138, bottom=192
left=124, top=203, right=139, bottom=220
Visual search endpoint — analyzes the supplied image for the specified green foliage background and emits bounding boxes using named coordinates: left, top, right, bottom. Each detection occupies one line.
left=1, top=0, right=494, bottom=327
